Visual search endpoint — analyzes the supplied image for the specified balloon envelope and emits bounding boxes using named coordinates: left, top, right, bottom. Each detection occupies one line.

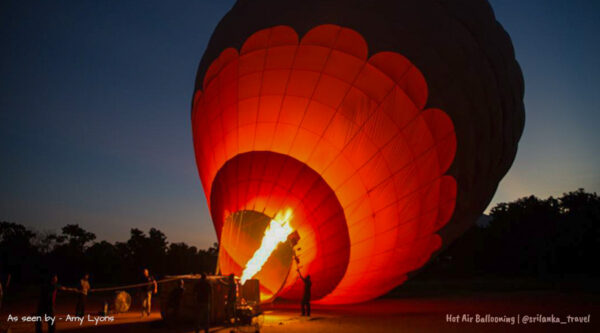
left=192, top=0, right=524, bottom=304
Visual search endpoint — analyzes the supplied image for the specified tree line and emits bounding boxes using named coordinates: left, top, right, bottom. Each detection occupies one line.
left=0, top=223, right=218, bottom=289
left=423, top=188, right=600, bottom=280
left=1, top=188, right=598, bottom=292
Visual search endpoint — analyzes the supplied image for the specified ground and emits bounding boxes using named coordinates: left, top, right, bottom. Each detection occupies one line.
left=1, top=287, right=598, bottom=332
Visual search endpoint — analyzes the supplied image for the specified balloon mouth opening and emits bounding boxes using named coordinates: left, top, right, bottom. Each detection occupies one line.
left=209, top=150, right=352, bottom=302
left=218, top=210, right=295, bottom=303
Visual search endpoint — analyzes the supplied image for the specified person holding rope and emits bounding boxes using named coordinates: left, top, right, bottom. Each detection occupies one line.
left=141, top=268, right=157, bottom=317
left=36, top=273, right=72, bottom=333
left=75, top=273, right=91, bottom=316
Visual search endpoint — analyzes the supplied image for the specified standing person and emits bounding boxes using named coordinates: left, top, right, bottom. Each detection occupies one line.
left=75, top=273, right=90, bottom=317
left=0, top=273, right=7, bottom=312
left=194, top=273, right=211, bottom=333
left=0, top=276, right=3, bottom=313
left=141, top=269, right=157, bottom=317
left=224, top=274, right=236, bottom=325
left=297, top=269, right=311, bottom=317
left=167, top=279, right=185, bottom=321
left=0, top=274, right=4, bottom=311
left=36, top=273, right=66, bottom=333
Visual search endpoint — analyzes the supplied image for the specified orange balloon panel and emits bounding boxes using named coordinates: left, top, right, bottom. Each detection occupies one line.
left=192, top=24, right=457, bottom=304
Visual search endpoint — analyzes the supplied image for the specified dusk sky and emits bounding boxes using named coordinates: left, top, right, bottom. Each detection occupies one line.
left=1, top=0, right=599, bottom=249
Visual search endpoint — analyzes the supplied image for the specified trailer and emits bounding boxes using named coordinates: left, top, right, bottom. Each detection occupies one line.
left=159, top=275, right=262, bottom=331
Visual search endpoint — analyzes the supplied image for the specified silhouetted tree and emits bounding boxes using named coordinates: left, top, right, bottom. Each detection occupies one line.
left=0, top=221, right=39, bottom=284
left=555, top=189, right=600, bottom=276
left=61, top=224, right=96, bottom=252
left=420, top=188, right=600, bottom=283
left=42, top=224, right=97, bottom=283
left=0, top=222, right=218, bottom=286
left=85, top=241, right=121, bottom=283
left=167, top=242, right=199, bottom=275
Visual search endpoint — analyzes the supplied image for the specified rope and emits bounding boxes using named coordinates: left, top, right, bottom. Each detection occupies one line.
left=89, top=277, right=182, bottom=293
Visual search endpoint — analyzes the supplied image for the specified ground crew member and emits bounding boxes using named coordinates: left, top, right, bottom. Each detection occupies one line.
left=141, top=268, right=157, bottom=317
left=297, top=269, right=312, bottom=317
left=75, top=273, right=90, bottom=316
left=194, top=273, right=211, bottom=333
left=36, top=273, right=67, bottom=333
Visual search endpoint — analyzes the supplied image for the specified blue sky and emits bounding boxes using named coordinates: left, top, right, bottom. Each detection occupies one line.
left=1, top=0, right=598, bottom=249
left=485, top=0, right=600, bottom=207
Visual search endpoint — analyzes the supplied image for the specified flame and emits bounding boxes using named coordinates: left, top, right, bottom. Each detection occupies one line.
left=241, top=209, right=294, bottom=284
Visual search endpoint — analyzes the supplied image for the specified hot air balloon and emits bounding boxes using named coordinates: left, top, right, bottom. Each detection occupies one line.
left=191, top=0, right=524, bottom=304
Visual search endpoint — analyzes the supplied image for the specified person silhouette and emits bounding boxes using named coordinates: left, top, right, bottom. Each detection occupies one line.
left=75, top=273, right=90, bottom=317
left=36, top=273, right=67, bottom=333
left=168, top=279, right=184, bottom=321
left=141, top=269, right=157, bottom=317
left=297, top=269, right=311, bottom=316
left=194, top=273, right=211, bottom=333
left=224, top=274, right=236, bottom=324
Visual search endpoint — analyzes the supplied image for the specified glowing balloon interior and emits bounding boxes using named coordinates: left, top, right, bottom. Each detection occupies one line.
left=241, top=209, right=294, bottom=284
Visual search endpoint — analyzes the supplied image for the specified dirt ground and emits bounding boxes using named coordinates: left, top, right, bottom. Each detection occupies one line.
left=1, top=289, right=598, bottom=332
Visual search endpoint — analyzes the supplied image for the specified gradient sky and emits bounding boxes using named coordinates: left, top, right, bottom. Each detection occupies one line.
left=1, top=0, right=599, bottom=249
